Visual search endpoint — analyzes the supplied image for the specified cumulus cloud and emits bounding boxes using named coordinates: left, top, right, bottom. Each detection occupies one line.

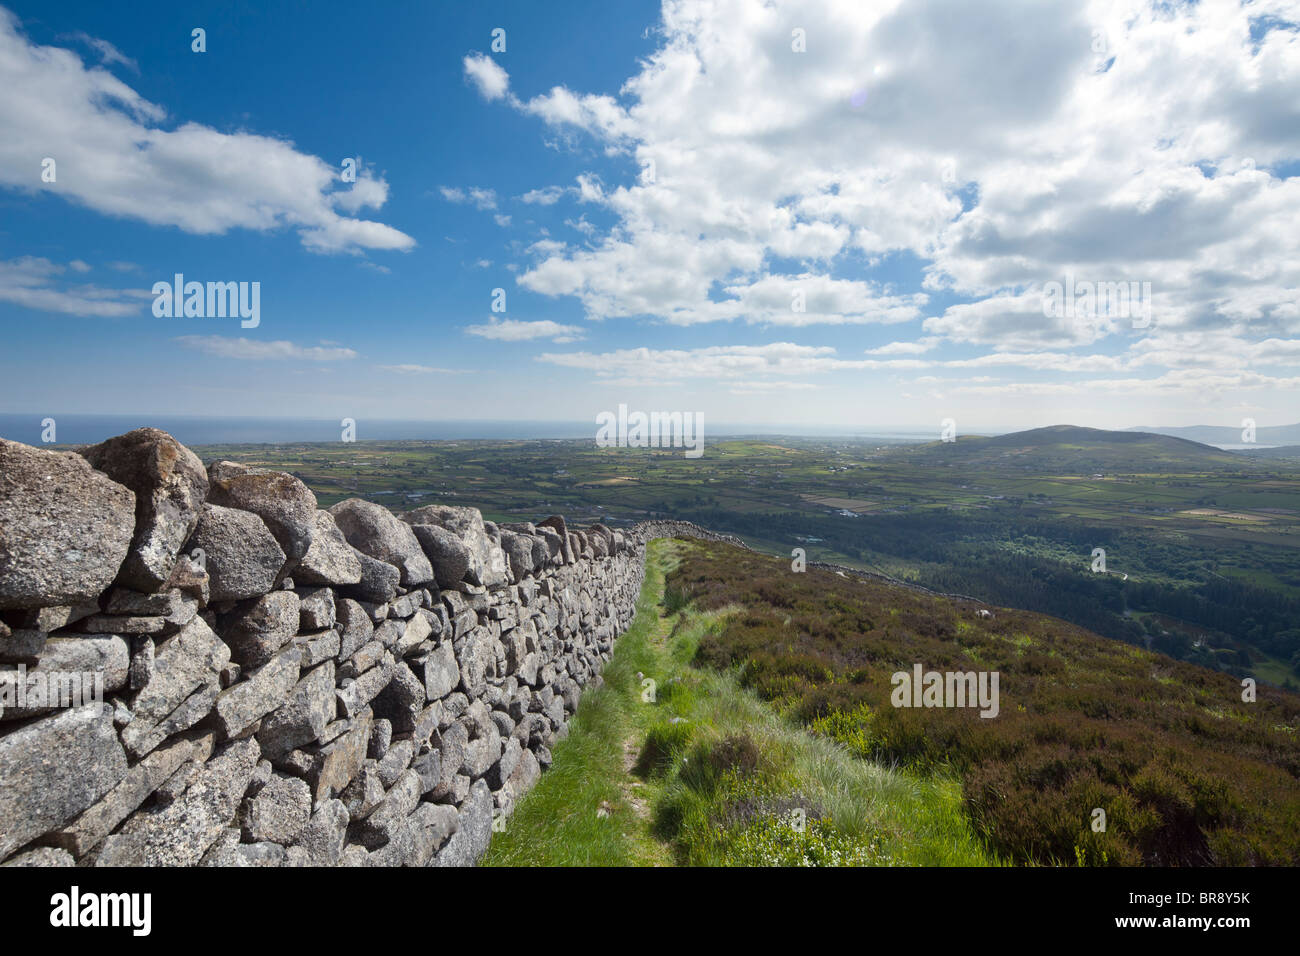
left=463, top=53, right=510, bottom=101
left=0, top=11, right=413, bottom=255
left=469, top=0, right=1300, bottom=406
left=464, top=317, right=586, bottom=343
left=174, top=336, right=358, bottom=361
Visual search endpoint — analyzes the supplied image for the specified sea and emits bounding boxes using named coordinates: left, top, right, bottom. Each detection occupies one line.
left=0, top=414, right=947, bottom=447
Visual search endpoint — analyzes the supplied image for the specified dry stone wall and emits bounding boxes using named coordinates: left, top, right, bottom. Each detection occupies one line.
left=0, top=428, right=713, bottom=868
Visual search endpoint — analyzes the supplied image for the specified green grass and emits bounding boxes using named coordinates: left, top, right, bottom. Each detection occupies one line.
left=483, top=538, right=998, bottom=867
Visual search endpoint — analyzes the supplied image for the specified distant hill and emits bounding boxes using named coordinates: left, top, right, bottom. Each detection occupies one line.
left=1129, top=422, right=1300, bottom=445
left=1231, top=444, right=1300, bottom=460
left=897, top=424, right=1244, bottom=470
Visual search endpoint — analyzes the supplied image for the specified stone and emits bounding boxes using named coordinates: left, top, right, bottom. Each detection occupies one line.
left=432, top=778, right=493, bottom=866
left=220, top=591, right=301, bottom=669
left=535, top=526, right=564, bottom=566
left=337, top=548, right=400, bottom=604
left=499, top=529, right=535, bottom=582
left=242, top=773, right=312, bottom=844
left=297, top=628, right=341, bottom=667
left=308, top=710, right=373, bottom=801
left=459, top=700, right=503, bottom=778
left=456, top=625, right=498, bottom=698
left=419, top=640, right=460, bottom=701
left=340, top=765, right=385, bottom=820
left=373, top=618, right=405, bottom=649
left=557, top=675, right=582, bottom=712
left=3, top=603, right=97, bottom=632
left=165, top=552, right=210, bottom=604
left=2, top=847, right=74, bottom=867
left=121, top=616, right=230, bottom=759
left=506, top=747, right=541, bottom=799
left=206, top=460, right=317, bottom=562
left=295, top=510, right=363, bottom=586
left=369, top=718, right=393, bottom=759
left=213, top=645, right=301, bottom=739
left=289, top=798, right=349, bottom=866
left=410, top=802, right=459, bottom=864
left=0, top=634, right=130, bottom=721
left=372, top=660, right=424, bottom=734
left=184, top=504, right=286, bottom=602
left=335, top=598, right=374, bottom=659
left=95, top=737, right=261, bottom=867
left=257, top=660, right=336, bottom=758
left=537, top=516, right=574, bottom=564
left=413, top=747, right=442, bottom=794
left=409, top=523, right=472, bottom=588
left=394, top=610, right=434, bottom=658
left=485, top=736, right=523, bottom=790
left=375, top=738, right=414, bottom=789
left=0, top=439, right=136, bottom=610
left=387, top=590, right=424, bottom=619
left=0, top=704, right=128, bottom=861
left=405, top=505, right=509, bottom=589
left=337, top=650, right=395, bottom=719
left=152, top=759, right=202, bottom=806
left=429, top=721, right=468, bottom=800
left=329, top=499, right=434, bottom=587
left=75, top=590, right=199, bottom=633
left=353, top=768, right=422, bottom=849
left=0, top=627, right=46, bottom=663
left=206, top=841, right=286, bottom=867
left=297, top=586, right=336, bottom=630
left=104, top=587, right=191, bottom=617
left=80, top=428, right=209, bottom=592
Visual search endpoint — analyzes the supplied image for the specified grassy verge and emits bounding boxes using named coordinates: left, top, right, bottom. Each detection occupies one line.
left=483, top=538, right=999, bottom=867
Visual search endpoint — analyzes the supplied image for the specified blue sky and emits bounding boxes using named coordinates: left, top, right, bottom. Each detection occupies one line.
left=1, top=0, right=1298, bottom=433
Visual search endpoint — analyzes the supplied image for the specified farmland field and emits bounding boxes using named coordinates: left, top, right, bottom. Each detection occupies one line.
left=196, top=427, right=1300, bottom=688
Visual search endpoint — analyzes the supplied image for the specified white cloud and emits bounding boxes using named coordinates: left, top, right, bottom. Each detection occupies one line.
left=520, top=185, right=568, bottom=205
left=0, top=11, right=413, bottom=255
left=463, top=53, right=510, bottom=101
left=440, top=186, right=498, bottom=210
left=867, top=337, right=942, bottom=355
left=174, top=336, right=358, bottom=361
left=61, top=31, right=136, bottom=71
left=464, top=0, right=1300, bottom=404
left=537, top=342, right=873, bottom=385
left=464, top=317, right=586, bottom=343
left=0, top=257, right=141, bottom=317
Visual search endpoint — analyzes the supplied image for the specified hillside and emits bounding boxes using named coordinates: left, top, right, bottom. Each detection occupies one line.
left=898, top=425, right=1245, bottom=470
left=485, top=539, right=998, bottom=867
left=667, top=538, right=1300, bottom=866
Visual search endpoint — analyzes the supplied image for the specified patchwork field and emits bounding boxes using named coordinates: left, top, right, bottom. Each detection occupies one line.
left=196, top=426, right=1300, bottom=688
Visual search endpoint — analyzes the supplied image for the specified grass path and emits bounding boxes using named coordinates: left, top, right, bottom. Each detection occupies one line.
left=483, top=538, right=999, bottom=867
